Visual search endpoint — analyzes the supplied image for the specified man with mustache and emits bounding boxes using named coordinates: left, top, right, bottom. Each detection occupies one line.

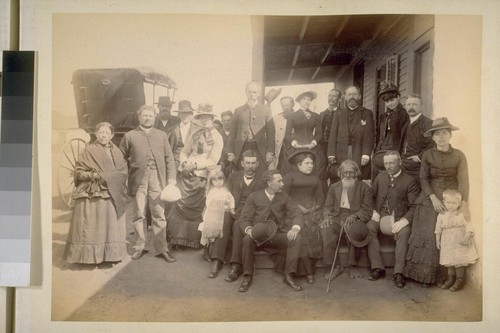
left=227, top=81, right=276, bottom=174
left=154, top=96, right=180, bottom=134
left=320, top=160, right=373, bottom=279
left=237, top=169, right=304, bottom=292
left=399, top=93, right=434, bottom=184
left=319, top=89, right=342, bottom=186
left=120, top=105, right=177, bottom=263
left=327, top=86, right=375, bottom=180
left=366, top=151, right=420, bottom=287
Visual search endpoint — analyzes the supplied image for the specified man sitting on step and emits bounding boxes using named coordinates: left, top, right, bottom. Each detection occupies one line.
left=366, top=150, right=420, bottom=288
left=236, top=169, right=304, bottom=292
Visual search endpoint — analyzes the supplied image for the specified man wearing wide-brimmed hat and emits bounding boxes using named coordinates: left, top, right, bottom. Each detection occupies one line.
left=327, top=85, right=375, bottom=180
left=154, top=95, right=180, bottom=134
left=227, top=81, right=276, bottom=173
left=366, top=150, right=420, bottom=288
left=320, top=159, right=373, bottom=279
left=373, top=81, right=409, bottom=180
left=269, top=96, right=295, bottom=172
left=237, top=169, right=304, bottom=292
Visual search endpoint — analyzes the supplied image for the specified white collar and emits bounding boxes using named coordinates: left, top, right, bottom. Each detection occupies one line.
left=409, top=113, right=422, bottom=124
left=389, top=170, right=402, bottom=178
left=140, top=125, right=153, bottom=133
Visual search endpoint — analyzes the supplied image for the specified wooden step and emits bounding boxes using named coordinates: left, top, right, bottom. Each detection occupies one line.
left=255, top=234, right=396, bottom=269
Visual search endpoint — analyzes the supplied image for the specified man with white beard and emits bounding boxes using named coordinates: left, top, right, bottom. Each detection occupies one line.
left=320, top=160, right=373, bottom=279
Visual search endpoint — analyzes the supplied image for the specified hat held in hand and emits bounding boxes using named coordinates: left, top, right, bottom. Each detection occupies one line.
left=251, top=220, right=278, bottom=247
left=160, top=184, right=181, bottom=202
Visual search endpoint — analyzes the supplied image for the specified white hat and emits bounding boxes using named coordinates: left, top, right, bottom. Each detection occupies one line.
left=160, top=184, right=181, bottom=202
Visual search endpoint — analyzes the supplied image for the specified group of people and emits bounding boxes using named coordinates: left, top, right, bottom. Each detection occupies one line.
left=63, top=80, right=478, bottom=294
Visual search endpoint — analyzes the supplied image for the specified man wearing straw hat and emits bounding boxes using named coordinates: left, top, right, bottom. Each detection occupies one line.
left=167, top=100, right=200, bottom=169
left=366, top=151, right=420, bottom=288
left=154, top=96, right=180, bottom=134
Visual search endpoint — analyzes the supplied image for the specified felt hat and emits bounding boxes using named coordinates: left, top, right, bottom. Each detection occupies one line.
left=193, top=103, right=216, bottom=119
left=379, top=213, right=395, bottom=236
left=265, top=88, right=282, bottom=105
left=372, top=150, right=389, bottom=172
left=295, top=89, right=317, bottom=102
left=378, top=80, right=400, bottom=98
left=173, top=100, right=194, bottom=113
left=423, top=117, right=460, bottom=137
left=287, top=149, right=316, bottom=164
left=160, top=184, right=181, bottom=202
left=251, top=220, right=278, bottom=247
left=344, top=219, right=372, bottom=248
left=158, top=96, right=175, bottom=106
left=327, top=161, right=340, bottom=180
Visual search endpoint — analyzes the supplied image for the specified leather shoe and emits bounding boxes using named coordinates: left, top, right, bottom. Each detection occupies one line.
left=449, top=278, right=464, bottom=292
left=393, top=273, right=405, bottom=288
left=306, top=274, right=315, bottom=284
left=224, top=263, right=242, bottom=282
left=131, top=250, right=144, bottom=260
left=284, top=274, right=303, bottom=291
left=238, top=275, right=252, bottom=292
left=368, top=268, right=386, bottom=281
left=207, top=259, right=222, bottom=279
left=159, top=251, right=176, bottom=263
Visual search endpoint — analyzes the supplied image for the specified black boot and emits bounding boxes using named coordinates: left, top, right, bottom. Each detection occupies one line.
left=207, top=259, right=222, bottom=279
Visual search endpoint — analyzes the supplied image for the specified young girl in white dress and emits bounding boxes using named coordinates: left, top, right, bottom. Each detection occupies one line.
left=199, top=169, right=235, bottom=262
left=435, top=189, right=479, bottom=291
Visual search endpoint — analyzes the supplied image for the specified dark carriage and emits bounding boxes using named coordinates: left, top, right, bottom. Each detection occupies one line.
left=57, top=67, right=177, bottom=208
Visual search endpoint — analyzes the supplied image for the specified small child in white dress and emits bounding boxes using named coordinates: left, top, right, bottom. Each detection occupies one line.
left=198, top=170, right=235, bottom=262
left=435, top=189, right=479, bottom=291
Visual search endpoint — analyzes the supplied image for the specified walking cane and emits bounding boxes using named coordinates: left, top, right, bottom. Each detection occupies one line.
left=326, top=224, right=344, bottom=293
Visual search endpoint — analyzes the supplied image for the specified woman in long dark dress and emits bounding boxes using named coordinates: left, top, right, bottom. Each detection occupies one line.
left=167, top=104, right=223, bottom=249
left=64, top=122, right=128, bottom=264
left=283, top=150, right=324, bottom=283
left=284, top=90, right=326, bottom=185
left=404, top=118, right=469, bottom=287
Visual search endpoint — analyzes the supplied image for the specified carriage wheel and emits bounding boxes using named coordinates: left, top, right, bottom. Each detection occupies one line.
left=57, top=138, right=87, bottom=209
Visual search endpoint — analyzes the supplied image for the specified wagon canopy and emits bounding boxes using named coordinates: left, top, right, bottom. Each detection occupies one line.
left=71, top=67, right=177, bottom=132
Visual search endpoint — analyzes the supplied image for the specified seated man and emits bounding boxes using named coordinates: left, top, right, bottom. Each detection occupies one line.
left=320, top=160, right=373, bottom=279
left=237, top=170, right=304, bottom=292
left=207, top=149, right=265, bottom=279
left=366, top=151, right=420, bottom=287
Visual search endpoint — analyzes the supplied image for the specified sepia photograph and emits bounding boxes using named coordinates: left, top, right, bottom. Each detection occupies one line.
left=50, top=12, right=483, bottom=324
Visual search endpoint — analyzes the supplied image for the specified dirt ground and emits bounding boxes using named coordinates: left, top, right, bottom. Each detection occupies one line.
left=51, top=196, right=482, bottom=323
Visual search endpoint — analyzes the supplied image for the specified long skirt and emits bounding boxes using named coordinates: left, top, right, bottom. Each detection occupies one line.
left=404, top=194, right=440, bottom=284
left=64, top=197, right=127, bottom=264
left=166, top=173, right=206, bottom=249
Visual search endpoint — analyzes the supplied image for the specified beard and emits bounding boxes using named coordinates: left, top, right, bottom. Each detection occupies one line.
left=341, top=177, right=356, bottom=190
left=347, top=98, right=359, bottom=108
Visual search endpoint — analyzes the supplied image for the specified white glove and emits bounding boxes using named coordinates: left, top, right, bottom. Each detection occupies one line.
left=392, top=218, right=409, bottom=234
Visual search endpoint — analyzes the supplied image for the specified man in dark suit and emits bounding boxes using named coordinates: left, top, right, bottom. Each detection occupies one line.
left=399, top=93, right=434, bottom=184
left=236, top=170, right=304, bottom=292
left=327, top=86, right=375, bottom=180
left=218, top=110, right=234, bottom=178
left=373, top=81, right=409, bottom=180
left=366, top=151, right=420, bottom=287
left=119, top=105, right=177, bottom=262
left=154, top=96, right=180, bottom=134
left=227, top=81, right=275, bottom=173
left=207, top=150, right=265, bottom=279
left=320, top=160, right=373, bottom=279
left=319, top=89, right=342, bottom=186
